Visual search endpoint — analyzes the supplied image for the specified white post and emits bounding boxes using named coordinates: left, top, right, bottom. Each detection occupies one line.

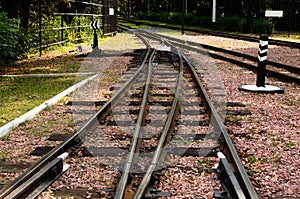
left=212, top=0, right=216, bottom=23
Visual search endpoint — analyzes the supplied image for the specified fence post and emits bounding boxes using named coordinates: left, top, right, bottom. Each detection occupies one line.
left=39, top=0, right=42, bottom=57
left=61, top=1, right=64, bottom=44
left=238, top=34, right=284, bottom=94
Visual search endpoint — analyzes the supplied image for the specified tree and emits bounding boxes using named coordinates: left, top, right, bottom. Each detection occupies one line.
left=0, top=11, right=20, bottom=65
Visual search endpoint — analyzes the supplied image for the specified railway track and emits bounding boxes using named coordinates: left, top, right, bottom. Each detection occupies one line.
left=119, top=24, right=300, bottom=85
left=0, top=32, right=258, bottom=198
left=118, top=18, right=300, bottom=49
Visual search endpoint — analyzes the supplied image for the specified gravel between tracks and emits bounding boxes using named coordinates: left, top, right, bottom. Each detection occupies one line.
left=1, top=30, right=299, bottom=198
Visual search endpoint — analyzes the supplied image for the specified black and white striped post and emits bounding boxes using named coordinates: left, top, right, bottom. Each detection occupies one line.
left=256, top=34, right=268, bottom=87
left=238, top=34, right=284, bottom=94
left=90, top=20, right=100, bottom=48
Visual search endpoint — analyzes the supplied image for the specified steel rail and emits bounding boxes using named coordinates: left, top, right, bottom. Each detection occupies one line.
left=133, top=49, right=183, bottom=199
left=167, top=37, right=300, bottom=85
left=3, top=153, right=69, bottom=199
left=0, top=47, right=151, bottom=199
left=118, top=18, right=300, bottom=49
left=148, top=31, right=300, bottom=76
left=181, top=52, right=259, bottom=199
left=138, top=29, right=300, bottom=84
left=114, top=48, right=156, bottom=198
left=161, top=35, right=300, bottom=74
left=136, top=30, right=258, bottom=198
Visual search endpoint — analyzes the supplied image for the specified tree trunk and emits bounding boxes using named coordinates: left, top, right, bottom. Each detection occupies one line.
left=19, top=0, right=31, bottom=29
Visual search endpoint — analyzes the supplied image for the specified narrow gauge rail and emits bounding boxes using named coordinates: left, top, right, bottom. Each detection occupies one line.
left=153, top=32, right=300, bottom=84
left=0, top=35, right=152, bottom=199
left=0, top=33, right=258, bottom=198
left=124, top=31, right=258, bottom=199
left=119, top=25, right=300, bottom=85
left=118, top=18, right=300, bottom=49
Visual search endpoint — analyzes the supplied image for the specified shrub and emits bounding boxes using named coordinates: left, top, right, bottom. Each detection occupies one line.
left=0, top=12, right=19, bottom=65
left=184, top=13, right=195, bottom=25
left=217, top=16, right=245, bottom=32
left=168, top=12, right=182, bottom=24
left=143, top=12, right=162, bottom=22
left=16, top=28, right=39, bottom=58
left=190, top=16, right=211, bottom=28
left=253, top=18, right=273, bottom=35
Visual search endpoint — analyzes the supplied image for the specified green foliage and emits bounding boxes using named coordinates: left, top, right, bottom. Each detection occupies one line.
left=284, top=141, right=294, bottom=151
left=168, top=12, right=182, bottom=24
left=137, top=12, right=247, bottom=32
left=261, top=157, right=268, bottom=162
left=248, top=155, right=258, bottom=165
left=190, top=16, right=211, bottom=28
left=0, top=12, right=19, bottom=65
left=184, top=13, right=194, bottom=25
left=39, top=15, right=95, bottom=49
left=137, top=11, right=165, bottom=22
left=253, top=18, right=273, bottom=35
left=0, top=149, right=10, bottom=161
left=0, top=76, right=75, bottom=126
left=1, top=135, right=8, bottom=141
left=16, top=28, right=39, bottom=58
left=217, top=16, right=245, bottom=32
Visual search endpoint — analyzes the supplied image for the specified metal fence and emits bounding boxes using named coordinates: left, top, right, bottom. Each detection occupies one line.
left=38, top=0, right=117, bottom=56
left=271, top=0, right=300, bottom=33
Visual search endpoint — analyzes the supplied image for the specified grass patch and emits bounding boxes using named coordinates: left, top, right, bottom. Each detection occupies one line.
left=0, top=76, right=75, bottom=126
left=0, top=149, right=10, bottom=161
left=1, top=134, right=8, bottom=141
left=248, top=155, right=258, bottom=165
left=197, top=158, right=209, bottom=166
left=284, top=141, right=295, bottom=151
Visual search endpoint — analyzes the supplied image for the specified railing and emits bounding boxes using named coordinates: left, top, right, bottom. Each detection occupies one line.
left=37, top=0, right=117, bottom=56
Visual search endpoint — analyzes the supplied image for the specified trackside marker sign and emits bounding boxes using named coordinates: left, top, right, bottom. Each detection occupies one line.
left=265, top=10, right=283, bottom=17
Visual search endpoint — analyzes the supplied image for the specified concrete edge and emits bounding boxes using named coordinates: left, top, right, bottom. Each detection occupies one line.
left=0, top=72, right=95, bottom=77
left=0, top=73, right=99, bottom=138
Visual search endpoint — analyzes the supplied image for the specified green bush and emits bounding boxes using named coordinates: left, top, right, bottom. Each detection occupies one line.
left=0, top=12, right=19, bottom=65
left=168, top=12, right=181, bottom=24
left=217, top=16, right=245, bottom=32
left=184, top=13, right=195, bottom=25
left=16, top=28, right=39, bottom=57
left=190, top=16, right=211, bottom=28
left=253, top=18, right=273, bottom=35
left=139, top=12, right=162, bottom=22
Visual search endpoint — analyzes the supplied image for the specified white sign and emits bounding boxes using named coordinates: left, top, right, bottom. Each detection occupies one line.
left=90, top=20, right=100, bottom=29
left=109, top=8, right=114, bottom=16
left=265, top=10, right=283, bottom=17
